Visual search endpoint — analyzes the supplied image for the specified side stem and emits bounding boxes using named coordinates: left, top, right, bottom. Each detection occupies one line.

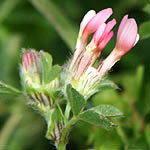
left=56, top=117, right=78, bottom=150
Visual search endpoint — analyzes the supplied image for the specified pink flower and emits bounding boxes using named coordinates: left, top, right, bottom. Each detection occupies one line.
left=71, top=8, right=113, bottom=73
left=75, top=19, right=116, bottom=78
left=81, top=8, right=113, bottom=40
left=115, top=15, right=139, bottom=57
left=67, top=9, right=139, bottom=99
left=98, top=15, right=139, bottom=78
left=22, top=51, right=33, bottom=71
left=95, top=19, right=116, bottom=51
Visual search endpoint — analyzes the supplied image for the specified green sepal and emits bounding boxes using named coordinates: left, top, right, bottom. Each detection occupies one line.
left=99, top=80, right=119, bottom=90
left=0, top=81, right=22, bottom=96
left=45, top=107, right=64, bottom=140
left=66, top=84, right=86, bottom=116
left=79, top=105, right=123, bottom=129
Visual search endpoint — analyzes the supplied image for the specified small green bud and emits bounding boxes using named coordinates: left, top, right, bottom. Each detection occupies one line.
left=20, top=49, right=61, bottom=112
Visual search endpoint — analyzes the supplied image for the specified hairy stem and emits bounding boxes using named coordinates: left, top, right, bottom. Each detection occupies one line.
left=57, top=117, right=78, bottom=150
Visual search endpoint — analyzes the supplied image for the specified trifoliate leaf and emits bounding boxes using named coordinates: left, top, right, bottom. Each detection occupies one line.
left=79, top=105, right=123, bottom=129
left=66, top=84, right=86, bottom=115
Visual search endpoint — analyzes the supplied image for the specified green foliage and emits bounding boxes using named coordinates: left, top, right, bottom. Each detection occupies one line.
left=41, top=51, right=62, bottom=84
left=45, top=108, right=64, bottom=140
left=0, top=0, right=20, bottom=24
left=91, top=105, right=123, bottom=117
left=79, top=105, right=122, bottom=129
left=41, top=51, right=53, bottom=84
left=66, top=84, right=86, bottom=115
left=29, top=0, right=78, bottom=50
left=0, top=81, right=22, bottom=95
left=139, top=22, right=150, bottom=39
left=47, top=65, right=62, bottom=83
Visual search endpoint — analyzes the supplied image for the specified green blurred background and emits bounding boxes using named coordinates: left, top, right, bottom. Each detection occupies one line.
left=0, top=0, right=150, bottom=149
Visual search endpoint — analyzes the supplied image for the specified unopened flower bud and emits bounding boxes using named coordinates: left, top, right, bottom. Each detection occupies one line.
left=20, top=49, right=61, bottom=112
left=22, top=50, right=41, bottom=86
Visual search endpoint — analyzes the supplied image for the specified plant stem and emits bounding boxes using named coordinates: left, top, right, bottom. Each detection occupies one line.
left=57, top=117, right=78, bottom=150
left=0, top=0, right=20, bottom=24
left=64, top=103, right=71, bottom=121
left=0, top=112, right=22, bottom=150
left=116, top=127, right=128, bottom=150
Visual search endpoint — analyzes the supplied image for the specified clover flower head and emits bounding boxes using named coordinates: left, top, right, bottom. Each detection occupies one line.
left=65, top=8, right=139, bottom=99
left=21, top=50, right=60, bottom=111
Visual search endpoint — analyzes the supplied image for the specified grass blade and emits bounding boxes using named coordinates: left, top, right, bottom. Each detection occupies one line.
left=30, top=0, right=78, bottom=50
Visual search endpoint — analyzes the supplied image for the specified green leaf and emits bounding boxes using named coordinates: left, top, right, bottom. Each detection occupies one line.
left=139, top=22, right=150, bottom=39
left=40, top=51, right=52, bottom=83
left=30, top=0, right=78, bottom=50
left=93, top=105, right=123, bottom=117
left=0, top=81, right=22, bottom=95
left=79, top=105, right=123, bottom=129
left=66, top=84, right=86, bottom=115
left=47, top=65, right=62, bottom=83
left=99, top=80, right=119, bottom=90
left=79, top=109, right=115, bottom=129
left=41, top=51, right=61, bottom=84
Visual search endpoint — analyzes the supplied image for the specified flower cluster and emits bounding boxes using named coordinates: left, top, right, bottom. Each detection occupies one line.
left=66, top=8, right=139, bottom=99
left=20, top=8, right=139, bottom=147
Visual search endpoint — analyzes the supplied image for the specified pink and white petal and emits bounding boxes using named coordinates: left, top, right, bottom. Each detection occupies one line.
left=134, top=33, right=139, bottom=46
left=23, top=53, right=29, bottom=71
left=99, top=19, right=116, bottom=42
left=79, top=10, right=96, bottom=36
left=76, top=51, right=92, bottom=78
left=82, top=8, right=113, bottom=38
left=98, top=50, right=117, bottom=78
left=117, top=15, right=128, bottom=40
left=117, top=18, right=138, bottom=52
left=98, top=31, right=114, bottom=50
left=92, top=23, right=106, bottom=43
